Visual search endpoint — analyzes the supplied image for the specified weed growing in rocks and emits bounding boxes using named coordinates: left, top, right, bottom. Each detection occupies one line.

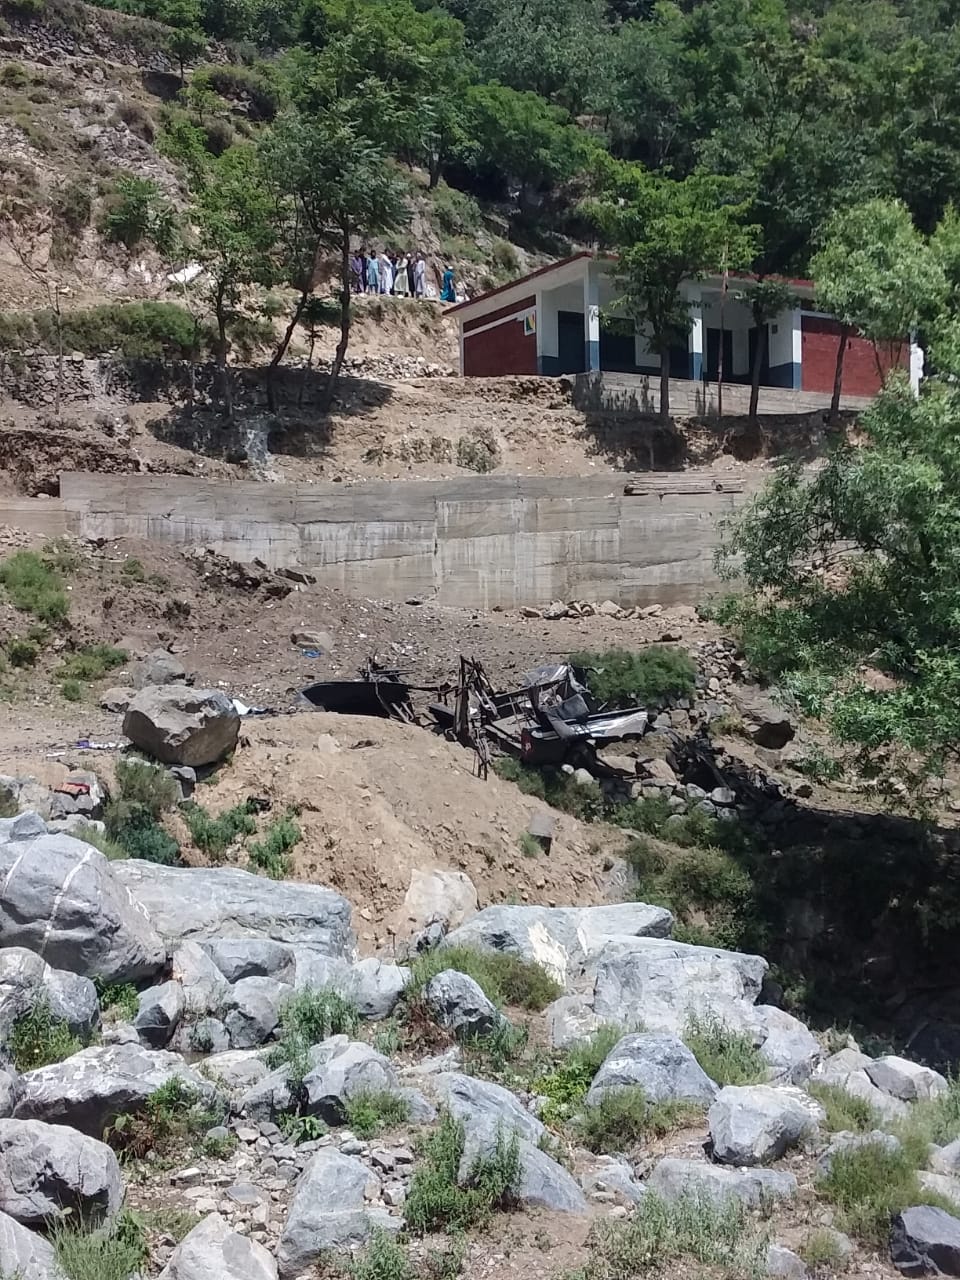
left=105, top=1078, right=222, bottom=1162
left=10, top=996, right=84, bottom=1071
left=806, top=1083, right=879, bottom=1134
left=0, top=550, right=68, bottom=623
left=95, top=979, right=139, bottom=1022
left=517, top=832, right=541, bottom=858
left=800, top=1228, right=847, bottom=1271
left=373, top=1019, right=403, bottom=1056
left=114, top=758, right=180, bottom=816
left=104, top=801, right=181, bottom=864
left=279, top=1112, right=328, bottom=1144
left=119, top=558, right=146, bottom=582
left=183, top=800, right=256, bottom=856
left=73, top=822, right=127, bottom=861
left=533, top=1026, right=624, bottom=1126
left=460, top=1020, right=529, bottom=1077
left=406, top=945, right=562, bottom=1013
left=569, top=646, right=696, bottom=706
left=267, top=987, right=361, bottom=1088
left=893, top=1077, right=960, bottom=1165
left=572, top=1087, right=703, bottom=1153
left=52, top=1211, right=148, bottom=1280
left=344, top=1089, right=411, bottom=1138
left=61, top=678, right=83, bottom=701
left=349, top=1228, right=415, bottom=1280
left=7, top=635, right=40, bottom=667
left=248, top=812, right=301, bottom=878
left=682, top=1014, right=766, bottom=1086
left=569, top=1192, right=768, bottom=1280
left=815, top=1140, right=955, bottom=1247
left=56, top=644, right=127, bottom=682
left=405, top=1111, right=521, bottom=1234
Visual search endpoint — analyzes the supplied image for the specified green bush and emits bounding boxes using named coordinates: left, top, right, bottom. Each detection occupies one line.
left=103, top=801, right=181, bottom=865
left=533, top=1026, right=624, bottom=1127
left=248, top=812, right=301, bottom=878
left=0, top=550, right=68, bottom=622
left=568, top=1191, right=768, bottom=1280
left=815, top=1139, right=955, bottom=1246
left=7, top=635, right=39, bottom=667
left=405, top=1111, right=520, bottom=1235
left=349, top=1228, right=415, bottom=1280
left=0, top=301, right=205, bottom=360
left=572, top=1087, right=702, bottom=1154
left=343, top=1089, right=411, bottom=1138
left=0, top=60, right=29, bottom=87
left=405, top=944, right=562, bottom=1012
left=570, top=646, right=697, bottom=707
left=266, top=987, right=361, bottom=1087
left=114, top=757, right=179, bottom=816
left=194, top=62, right=279, bottom=120
left=119, top=557, right=146, bottom=582
left=429, top=182, right=482, bottom=237
left=518, top=832, right=541, bottom=858
left=95, top=979, right=140, bottom=1022
left=56, top=644, right=127, bottom=681
left=893, top=1077, right=960, bottom=1167
left=10, top=996, right=84, bottom=1071
left=682, top=1014, right=767, bottom=1086
left=99, top=175, right=177, bottom=253
left=278, top=1112, right=328, bottom=1144
left=184, top=801, right=256, bottom=856
left=800, top=1228, right=847, bottom=1271
left=105, top=1077, right=222, bottom=1161
left=51, top=177, right=93, bottom=238
left=61, top=678, right=83, bottom=701
left=52, top=1212, right=147, bottom=1280
left=807, top=1082, right=880, bottom=1135
left=492, top=757, right=604, bottom=821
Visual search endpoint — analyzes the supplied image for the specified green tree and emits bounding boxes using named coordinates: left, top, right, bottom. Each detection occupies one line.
left=737, top=279, right=796, bottom=424
left=191, top=145, right=280, bottom=418
left=586, top=160, right=756, bottom=421
left=811, top=198, right=946, bottom=419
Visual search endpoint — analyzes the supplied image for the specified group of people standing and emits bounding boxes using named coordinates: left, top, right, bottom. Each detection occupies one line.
left=350, top=249, right=457, bottom=303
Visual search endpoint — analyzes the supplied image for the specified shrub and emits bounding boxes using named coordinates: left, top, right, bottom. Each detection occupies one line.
left=0, top=550, right=68, bottom=622
left=105, top=1077, right=221, bottom=1161
left=494, top=756, right=546, bottom=797
left=56, top=644, right=127, bottom=681
left=278, top=1112, right=328, bottom=1144
left=248, top=812, right=301, bottom=878
left=100, top=175, right=176, bottom=253
left=405, top=944, right=562, bottom=1012
left=7, top=635, right=39, bottom=667
left=0, top=60, right=29, bottom=87
left=116, top=99, right=155, bottom=142
left=52, top=1212, right=147, bottom=1280
left=568, top=1191, right=768, bottom=1280
left=614, top=793, right=673, bottom=837
left=119, top=557, right=145, bottom=582
left=73, top=821, right=127, bottom=861
left=10, top=997, right=84, bottom=1071
left=349, top=1228, right=415, bottom=1280
left=893, top=1077, right=960, bottom=1167
left=518, top=832, right=541, bottom=858
left=184, top=801, right=256, bottom=856
left=533, top=1026, right=624, bottom=1127
left=114, top=757, right=179, bottom=816
left=95, top=979, right=139, bottom=1022
left=815, top=1140, right=957, bottom=1246
left=793, top=746, right=844, bottom=783
left=429, top=183, right=482, bottom=237
left=405, top=1111, right=520, bottom=1235
left=683, top=1014, right=766, bottom=1086
left=202, top=116, right=234, bottom=154
left=807, top=1082, right=880, bottom=1134
left=103, top=801, right=181, bottom=865
left=266, top=987, right=361, bottom=1088
left=194, top=63, right=279, bottom=120
left=460, top=1019, right=529, bottom=1076
left=800, top=1228, right=847, bottom=1271
left=572, top=1087, right=702, bottom=1154
left=570, top=646, right=696, bottom=707
left=61, top=678, right=83, bottom=701
left=344, top=1089, right=411, bottom=1139
left=51, top=178, right=93, bottom=238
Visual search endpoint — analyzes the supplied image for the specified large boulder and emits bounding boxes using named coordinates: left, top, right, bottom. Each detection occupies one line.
left=159, top=1212, right=277, bottom=1280
left=0, top=1118, right=123, bottom=1228
left=0, top=1068, right=20, bottom=1118
left=134, top=650, right=187, bottom=691
left=460, top=1128, right=587, bottom=1214
left=112, top=862, right=354, bottom=955
left=422, top=971, right=505, bottom=1040
left=591, top=937, right=767, bottom=1035
left=0, top=1208, right=65, bottom=1280
left=585, top=1033, right=718, bottom=1106
left=890, top=1205, right=960, bottom=1276
left=293, top=955, right=406, bottom=1020
left=428, top=1072, right=544, bottom=1144
left=277, top=1150, right=400, bottom=1277
left=0, top=948, right=98, bottom=1041
left=545, top=995, right=605, bottom=1050
left=392, top=868, right=479, bottom=938
left=170, top=944, right=229, bottom=1017
left=201, top=1049, right=271, bottom=1095
left=814, top=1050, right=909, bottom=1123
left=123, top=685, right=240, bottom=767
left=13, top=1043, right=215, bottom=1136
left=442, top=903, right=673, bottom=989
left=580, top=1156, right=646, bottom=1206
left=648, top=1158, right=797, bottom=1208
left=202, top=939, right=295, bottom=985
left=220, top=977, right=290, bottom=1049
left=749, top=1006, right=821, bottom=1083
left=708, top=1085, right=823, bottom=1166
left=866, top=1056, right=948, bottom=1102
left=134, top=981, right=185, bottom=1049
left=0, top=829, right=166, bottom=984
left=302, top=1038, right=400, bottom=1124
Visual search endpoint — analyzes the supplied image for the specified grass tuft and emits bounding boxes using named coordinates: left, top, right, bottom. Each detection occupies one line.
left=52, top=1211, right=147, bottom=1280
left=247, top=812, right=301, bottom=878
left=343, top=1089, right=411, bottom=1138
left=405, top=1111, right=521, bottom=1235
left=10, top=995, right=83, bottom=1072
left=533, top=1026, right=624, bottom=1126
left=104, top=1077, right=222, bottom=1161
left=573, top=1087, right=703, bottom=1154
left=683, top=1013, right=766, bottom=1086
left=266, top=987, right=361, bottom=1090
left=56, top=644, right=127, bottom=682
left=807, top=1082, right=880, bottom=1134
left=183, top=800, right=256, bottom=856
left=405, top=944, right=561, bottom=1013
left=0, top=550, right=68, bottom=623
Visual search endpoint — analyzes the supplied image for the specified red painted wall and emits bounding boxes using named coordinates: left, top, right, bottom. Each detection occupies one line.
left=463, top=312, right=537, bottom=377
left=801, top=314, right=908, bottom=396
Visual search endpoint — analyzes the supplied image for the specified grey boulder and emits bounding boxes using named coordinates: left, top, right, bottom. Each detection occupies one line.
left=221, top=977, right=290, bottom=1049
left=545, top=995, right=604, bottom=1050
left=134, top=980, right=185, bottom=1049
left=112, top=861, right=354, bottom=956
left=708, top=1085, right=823, bottom=1166
left=0, top=831, right=165, bottom=984
left=293, top=954, right=407, bottom=1021
left=13, top=1043, right=215, bottom=1136
left=277, top=1150, right=399, bottom=1277
left=647, top=1157, right=798, bottom=1208
left=134, top=650, right=187, bottom=691
left=0, top=1208, right=65, bottom=1280
left=123, top=685, right=239, bottom=767
left=202, top=939, right=295, bottom=985
left=159, top=1212, right=277, bottom=1280
left=48, top=772, right=107, bottom=823
left=392, top=868, right=478, bottom=937
left=891, top=1204, right=960, bottom=1276
left=171, top=943, right=229, bottom=1016
left=0, top=1068, right=20, bottom=1118
left=587, top=1032, right=717, bottom=1106
left=580, top=1156, right=646, bottom=1205
left=429, top=1072, right=544, bottom=1145
left=0, top=1118, right=123, bottom=1228
left=0, top=948, right=98, bottom=1041
left=749, top=1005, right=821, bottom=1083
left=422, top=970, right=505, bottom=1040
left=201, top=1049, right=272, bottom=1095
left=461, top=1127, right=587, bottom=1213
left=302, top=1038, right=399, bottom=1124
left=443, top=902, right=673, bottom=989
left=766, top=1245, right=808, bottom=1278
left=866, top=1056, right=948, bottom=1102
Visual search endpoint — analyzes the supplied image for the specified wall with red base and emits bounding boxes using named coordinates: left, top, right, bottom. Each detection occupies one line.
left=462, top=296, right=537, bottom=377
left=801, top=314, right=908, bottom=397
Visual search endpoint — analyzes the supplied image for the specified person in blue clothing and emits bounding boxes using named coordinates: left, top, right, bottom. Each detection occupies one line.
left=439, top=264, right=456, bottom=302
left=366, top=252, right=380, bottom=294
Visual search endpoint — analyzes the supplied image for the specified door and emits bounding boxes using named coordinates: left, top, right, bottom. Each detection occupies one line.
left=705, top=328, right=734, bottom=382
left=557, top=310, right=586, bottom=374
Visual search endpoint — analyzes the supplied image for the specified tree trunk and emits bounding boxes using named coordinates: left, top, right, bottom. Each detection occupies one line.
left=319, top=228, right=351, bottom=415
left=830, top=326, right=850, bottom=422
left=299, top=332, right=316, bottom=408
left=52, top=283, right=63, bottom=421
left=267, top=241, right=321, bottom=413
left=659, top=358, right=670, bottom=424
left=749, top=310, right=767, bottom=425
left=215, top=293, right=232, bottom=421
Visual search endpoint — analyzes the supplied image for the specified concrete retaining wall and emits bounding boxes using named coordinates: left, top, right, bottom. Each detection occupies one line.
left=47, top=471, right=761, bottom=608
left=573, top=372, right=873, bottom=417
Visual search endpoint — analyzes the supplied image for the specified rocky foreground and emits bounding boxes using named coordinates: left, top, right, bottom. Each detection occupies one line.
left=3, top=806, right=960, bottom=1280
